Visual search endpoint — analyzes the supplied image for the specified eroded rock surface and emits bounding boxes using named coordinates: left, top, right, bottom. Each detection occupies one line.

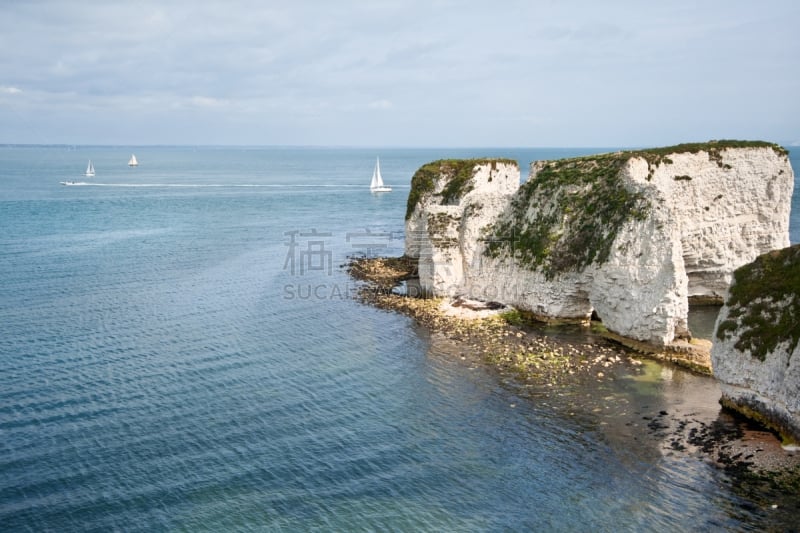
left=405, top=142, right=793, bottom=346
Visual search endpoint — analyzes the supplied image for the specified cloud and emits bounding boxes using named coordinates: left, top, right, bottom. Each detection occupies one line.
left=538, top=22, right=630, bottom=43
left=187, top=96, right=229, bottom=108
left=367, top=99, right=392, bottom=110
left=0, top=1, right=797, bottom=146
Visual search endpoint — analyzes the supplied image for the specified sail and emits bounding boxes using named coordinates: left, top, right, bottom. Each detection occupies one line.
left=85, top=160, right=95, bottom=177
left=373, top=158, right=384, bottom=187
left=369, top=157, right=391, bottom=192
left=128, top=154, right=138, bottom=166
left=370, top=160, right=380, bottom=189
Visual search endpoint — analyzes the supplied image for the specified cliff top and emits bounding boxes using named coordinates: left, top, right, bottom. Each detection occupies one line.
left=483, top=140, right=788, bottom=278
left=405, top=158, right=517, bottom=220
left=536, top=139, right=787, bottom=180
left=623, top=139, right=788, bottom=159
left=404, top=142, right=786, bottom=221
left=583, top=139, right=789, bottom=160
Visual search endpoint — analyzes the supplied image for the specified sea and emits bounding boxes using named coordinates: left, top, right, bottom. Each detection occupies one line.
left=1, top=145, right=798, bottom=531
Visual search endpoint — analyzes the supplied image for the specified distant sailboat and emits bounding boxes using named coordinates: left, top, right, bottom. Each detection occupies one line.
left=128, top=154, right=138, bottom=167
left=85, top=160, right=95, bottom=177
left=369, top=157, right=391, bottom=193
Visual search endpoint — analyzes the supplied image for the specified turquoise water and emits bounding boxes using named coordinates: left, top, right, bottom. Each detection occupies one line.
left=1, top=145, right=798, bottom=531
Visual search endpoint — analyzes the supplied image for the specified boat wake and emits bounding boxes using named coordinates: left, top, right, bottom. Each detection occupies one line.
left=60, top=182, right=408, bottom=189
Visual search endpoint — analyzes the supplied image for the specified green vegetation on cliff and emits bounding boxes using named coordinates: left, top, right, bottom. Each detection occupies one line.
left=628, top=140, right=787, bottom=175
left=628, top=139, right=788, bottom=160
left=482, top=140, right=787, bottom=279
left=483, top=152, right=650, bottom=278
left=405, top=158, right=516, bottom=220
left=716, top=244, right=800, bottom=362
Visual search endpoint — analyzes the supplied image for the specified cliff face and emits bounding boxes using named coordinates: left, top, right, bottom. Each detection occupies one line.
left=642, top=147, right=793, bottom=300
left=405, top=159, right=520, bottom=296
left=711, top=245, right=800, bottom=443
left=405, top=142, right=793, bottom=346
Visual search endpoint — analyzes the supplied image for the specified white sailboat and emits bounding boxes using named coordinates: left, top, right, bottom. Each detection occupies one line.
left=128, top=154, right=138, bottom=167
left=85, top=160, right=95, bottom=177
left=369, top=157, right=391, bottom=193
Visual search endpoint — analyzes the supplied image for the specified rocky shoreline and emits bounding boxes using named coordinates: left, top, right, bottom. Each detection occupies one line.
left=348, top=255, right=644, bottom=386
left=346, top=255, right=800, bottom=487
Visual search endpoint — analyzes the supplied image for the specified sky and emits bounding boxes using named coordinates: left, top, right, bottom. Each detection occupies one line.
left=0, top=0, right=798, bottom=147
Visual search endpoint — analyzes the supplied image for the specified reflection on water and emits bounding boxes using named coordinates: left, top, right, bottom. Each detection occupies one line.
left=425, top=327, right=800, bottom=530
left=2, top=145, right=797, bottom=531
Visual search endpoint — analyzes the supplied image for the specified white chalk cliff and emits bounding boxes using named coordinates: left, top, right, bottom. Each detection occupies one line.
left=405, top=159, right=520, bottom=298
left=711, top=245, right=800, bottom=443
left=404, top=142, right=793, bottom=346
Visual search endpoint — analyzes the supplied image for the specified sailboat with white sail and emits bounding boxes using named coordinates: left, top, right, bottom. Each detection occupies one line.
left=60, top=159, right=93, bottom=185
left=369, top=157, right=391, bottom=193
left=128, top=154, right=138, bottom=167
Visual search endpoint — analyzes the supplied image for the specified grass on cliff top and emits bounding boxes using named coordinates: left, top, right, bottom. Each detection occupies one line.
left=405, top=158, right=517, bottom=220
left=626, top=139, right=788, bottom=159
left=716, top=244, right=800, bottom=362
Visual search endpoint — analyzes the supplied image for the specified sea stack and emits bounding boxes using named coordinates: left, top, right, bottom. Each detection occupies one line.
left=404, top=141, right=794, bottom=349
left=711, top=245, right=800, bottom=443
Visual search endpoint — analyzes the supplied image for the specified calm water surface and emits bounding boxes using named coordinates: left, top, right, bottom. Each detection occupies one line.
left=1, top=146, right=798, bottom=531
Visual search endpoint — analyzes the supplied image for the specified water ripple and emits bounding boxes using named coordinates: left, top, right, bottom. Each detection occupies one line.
left=2, top=146, right=797, bottom=531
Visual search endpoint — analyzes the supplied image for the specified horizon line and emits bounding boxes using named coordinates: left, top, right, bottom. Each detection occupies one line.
left=0, top=142, right=627, bottom=149
left=3, top=140, right=796, bottom=150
